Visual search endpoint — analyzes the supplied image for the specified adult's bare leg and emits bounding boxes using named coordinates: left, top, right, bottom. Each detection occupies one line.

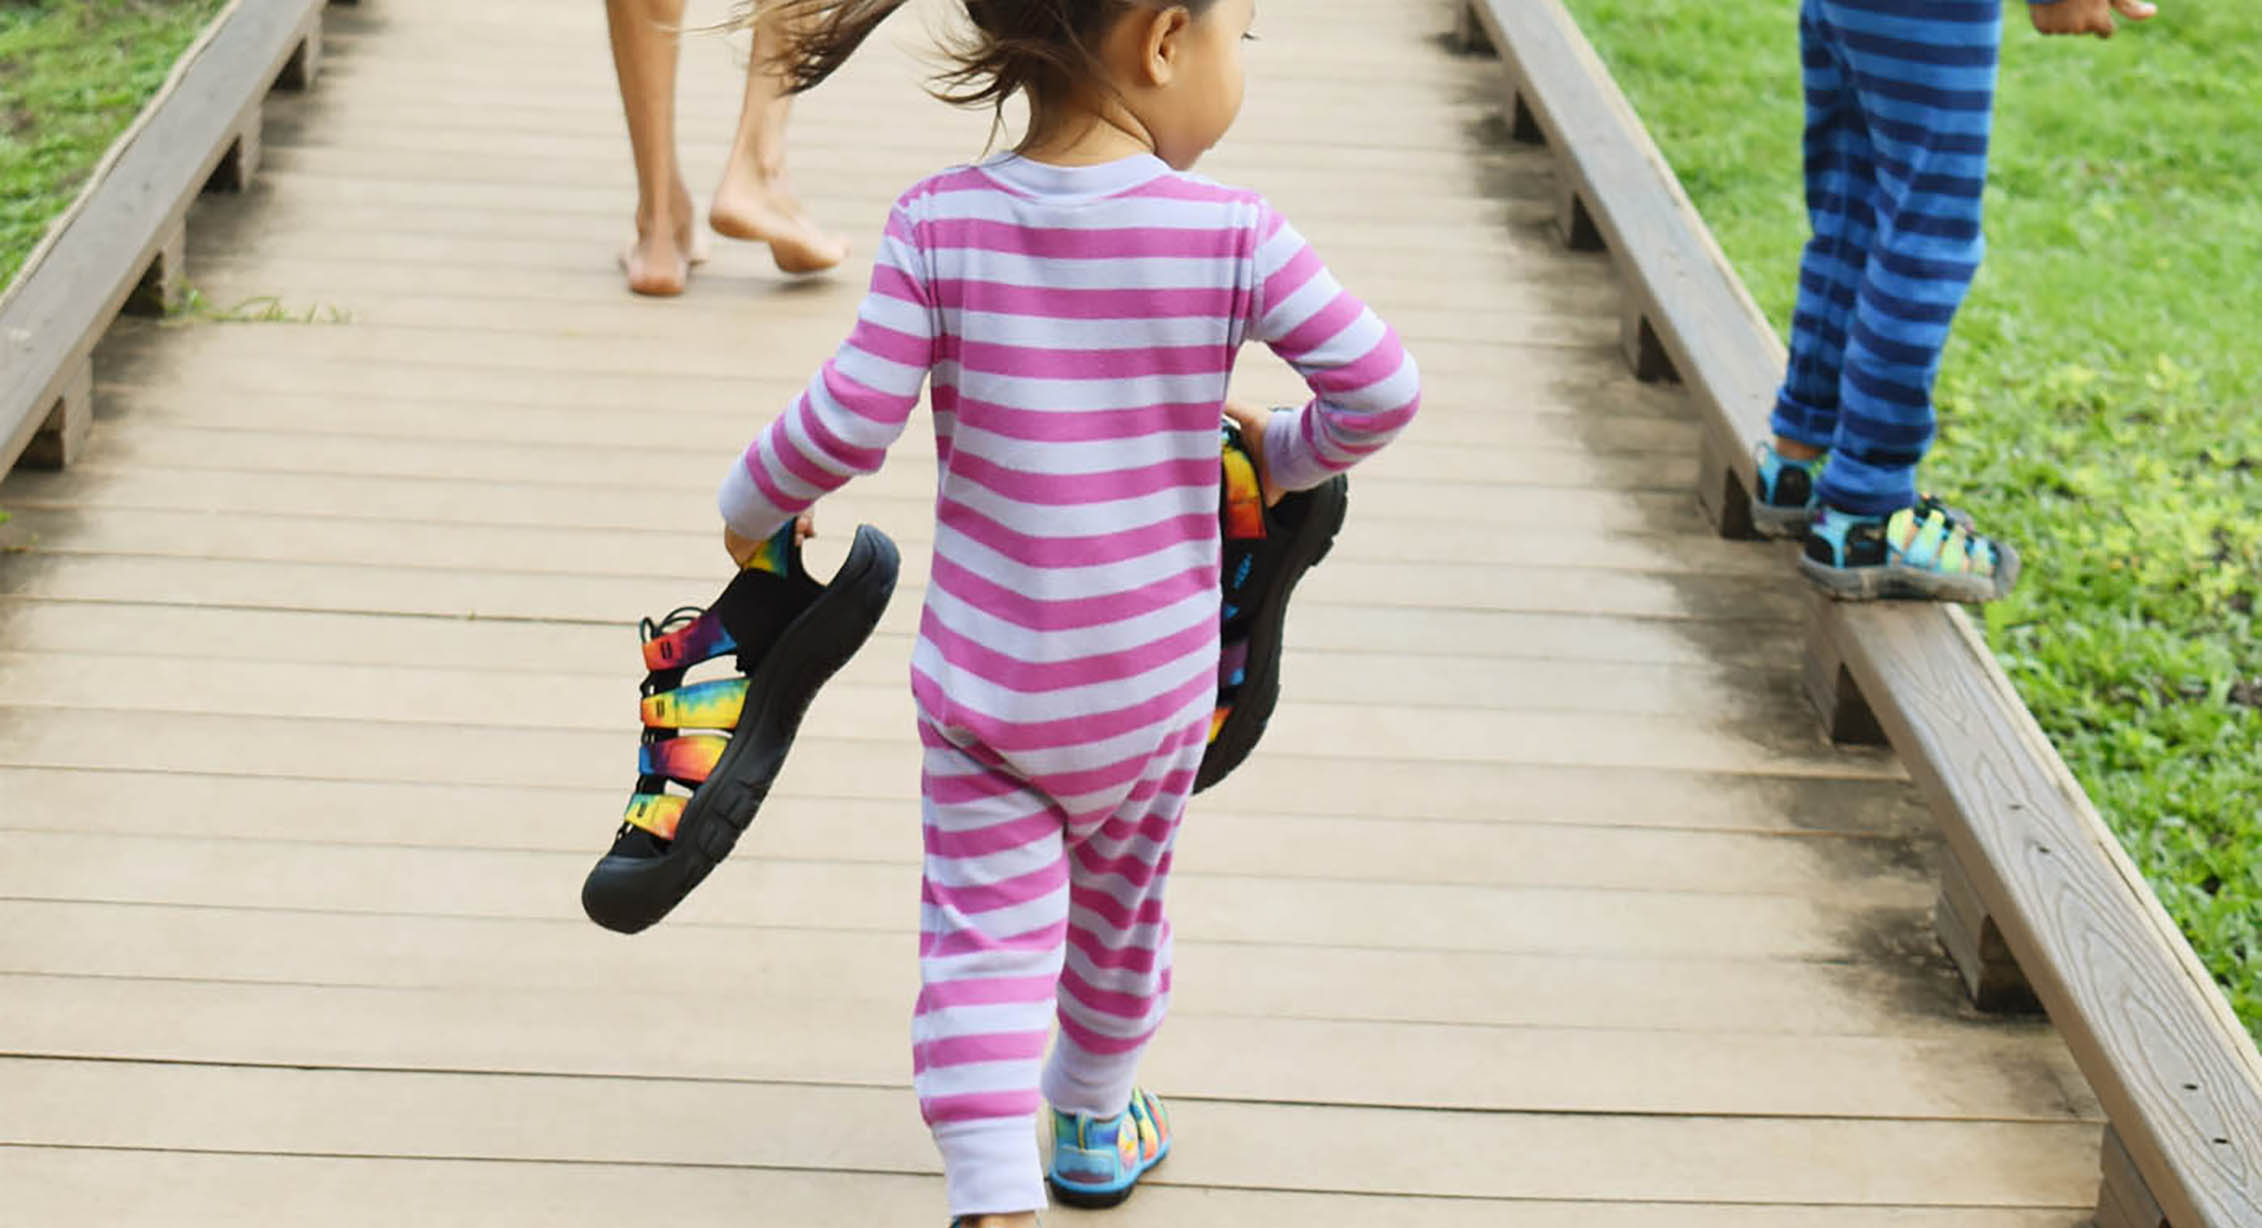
left=708, top=4, right=848, bottom=275
left=606, top=0, right=701, bottom=295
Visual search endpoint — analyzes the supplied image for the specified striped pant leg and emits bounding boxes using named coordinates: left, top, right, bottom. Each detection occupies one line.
left=1773, top=0, right=1881, bottom=450
left=1040, top=715, right=1204, bottom=1119
left=913, top=721, right=1072, bottom=1217
left=1813, top=0, right=2002, bottom=515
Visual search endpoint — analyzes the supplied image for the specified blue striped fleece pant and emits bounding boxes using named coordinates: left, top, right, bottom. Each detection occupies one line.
left=1771, top=0, right=2002, bottom=516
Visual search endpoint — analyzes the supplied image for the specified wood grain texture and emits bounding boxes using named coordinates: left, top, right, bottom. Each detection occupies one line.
left=1835, top=603, right=2262, bottom=1225
left=0, top=0, right=323, bottom=474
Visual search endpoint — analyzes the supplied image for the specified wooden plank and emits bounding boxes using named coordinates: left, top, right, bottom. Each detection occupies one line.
left=209, top=151, right=1565, bottom=232
left=1, top=460, right=1717, bottom=541
left=15, top=423, right=1715, bottom=516
left=54, top=425, right=1704, bottom=510
left=103, top=315, right=1602, bottom=388
left=0, top=734, right=1928, bottom=833
left=0, top=678, right=1894, bottom=779
left=0, top=974, right=2097, bottom=1121
left=0, top=520, right=1803, bottom=628
left=0, top=639, right=1815, bottom=728
left=0, top=0, right=324, bottom=474
left=1834, top=602, right=2262, bottom=1225
left=0, top=1057, right=2104, bottom=1206
left=0, top=708, right=1918, bottom=903
left=148, top=273, right=1615, bottom=349
left=0, top=898, right=1991, bottom=1037
left=2, top=1146, right=2098, bottom=1228
left=0, top=582, right=1799, bottom=676
left=91, top=323, right=1688, bottom=417
left=1461, top=0, right=1781, bottom=530
left=0, top=828, right=1902, bottom=962
left=250, top=116, right=1538, bottom=184
left=81, top=375, right=1696, bottom=452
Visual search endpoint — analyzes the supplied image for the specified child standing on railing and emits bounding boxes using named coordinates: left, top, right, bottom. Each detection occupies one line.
left=1750, top=0, right=2155, bottom=601
left=715, top=1, right=1419, bottom=1223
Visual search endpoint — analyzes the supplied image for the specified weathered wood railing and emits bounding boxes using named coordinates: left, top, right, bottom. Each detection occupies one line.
left=1456, top=1, right=2262, bottom=1224
left=0, top=0, right=332, bottom=477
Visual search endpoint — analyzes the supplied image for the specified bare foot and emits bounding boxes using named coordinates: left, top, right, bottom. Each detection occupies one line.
left=619, top=181, right=706, bottom=297
left=710, top=171, right=847, bottom=276
left=620, top=229, right=691, bottom=297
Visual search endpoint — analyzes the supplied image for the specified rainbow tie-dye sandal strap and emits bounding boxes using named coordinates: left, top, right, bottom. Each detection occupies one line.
left=1196, top=419, right=1348, bottom=794
left=582, top=520, right=900, bottom=934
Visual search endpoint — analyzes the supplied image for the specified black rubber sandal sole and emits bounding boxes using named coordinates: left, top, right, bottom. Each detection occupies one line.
left=582, top=524, right=899, bottom=934
left=1195, top=475, right=1349, bottom=793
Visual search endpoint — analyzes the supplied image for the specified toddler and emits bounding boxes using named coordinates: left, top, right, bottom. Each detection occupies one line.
left=717, top=0, right=1420, bottom=1222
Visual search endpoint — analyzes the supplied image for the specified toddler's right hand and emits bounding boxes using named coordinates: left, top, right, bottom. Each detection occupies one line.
left=1222, top=401, right=1284, bottom=508
left=723, top=512, right=816, bottom=568
left=2030, top=0, right=2157, bottom=38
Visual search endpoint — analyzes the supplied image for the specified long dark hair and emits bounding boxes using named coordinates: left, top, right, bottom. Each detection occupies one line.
left=748, top=0, right=1216, bottom=122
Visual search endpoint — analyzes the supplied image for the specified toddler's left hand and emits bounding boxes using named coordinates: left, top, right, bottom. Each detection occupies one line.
left=1222, top=401, right=1284, bottom=508
left=2031, top=0, right=2157, bottom=38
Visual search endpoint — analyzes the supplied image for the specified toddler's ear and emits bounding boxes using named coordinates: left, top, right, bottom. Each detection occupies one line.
left=1134, top=5, right=1195, bottom=86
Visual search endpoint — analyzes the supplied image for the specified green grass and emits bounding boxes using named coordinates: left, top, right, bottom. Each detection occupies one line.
left=1556, top=0, right=2262, bottom=1038
left=1, top=0, right=231, bottom=291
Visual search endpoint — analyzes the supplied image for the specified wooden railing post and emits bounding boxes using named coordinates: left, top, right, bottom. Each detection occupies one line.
left=1555, top=186, right=1606, bottom=252
left=1452, top=1, right=1494, bottom=55
left=23, top=360, right=93, bottom=470
left=1694, top=426, right=1759, bottom=541
left=278, top=12, right=323, bottom=90
left=204, top=105, right=264, bottom=194
left=1802, top=594, right=1886, bottom=746
left=2098, top=1124, right=2173, bottom=1228
left=124, top=221, right=187, bottom=317
left=1933, top=844, right=2042, bottom=1014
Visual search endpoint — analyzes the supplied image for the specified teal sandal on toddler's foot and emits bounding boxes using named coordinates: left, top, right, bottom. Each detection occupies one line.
left=1046, top=1089, right=1172, bottom=1208
left=1750, top=442, right=1825, bottom=539
left=1800, top=500, right=2019, bottom=603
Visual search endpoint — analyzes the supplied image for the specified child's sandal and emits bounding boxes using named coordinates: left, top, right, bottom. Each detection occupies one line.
left=581, top=521, right=900, bottom=934
left=1195, top=419, right=1348, bottom=793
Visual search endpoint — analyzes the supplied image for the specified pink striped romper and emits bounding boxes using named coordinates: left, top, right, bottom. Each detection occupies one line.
left=717, top=152, right=1419, bottom=1214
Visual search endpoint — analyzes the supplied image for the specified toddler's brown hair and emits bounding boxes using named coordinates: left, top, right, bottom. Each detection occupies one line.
left=745, top=0, right=1220, bottom=123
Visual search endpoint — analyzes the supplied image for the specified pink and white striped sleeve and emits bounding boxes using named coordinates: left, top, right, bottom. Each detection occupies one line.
left=718, top=201, right=937, bottom=539
left=1246, top=203, right=1421, bottom=492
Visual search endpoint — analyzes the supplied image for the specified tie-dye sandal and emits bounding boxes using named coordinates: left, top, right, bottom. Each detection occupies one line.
left=1195, top=420, right=1348, bottom=793
left=1046, top=1088, right=1172, bottom=1208
left=581, top=521, right=900, bottom=934
left=1800, top=499, right=2017, bottom=603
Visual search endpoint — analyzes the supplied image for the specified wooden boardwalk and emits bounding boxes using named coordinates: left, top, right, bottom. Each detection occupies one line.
left=0, top=0, right=2106, bottom=1222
